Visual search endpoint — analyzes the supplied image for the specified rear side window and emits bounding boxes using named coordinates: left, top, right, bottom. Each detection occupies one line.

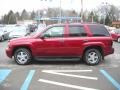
left=69, top=26, right=87, bottom=37
left=89, top=25, right=110, bottom=36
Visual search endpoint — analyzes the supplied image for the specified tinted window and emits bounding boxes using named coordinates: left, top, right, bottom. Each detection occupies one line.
left=89, top=25, right=110, bottom=36
left=69, top=26, right=87, bottom=37
left=44, top=26, right=64, bottom=37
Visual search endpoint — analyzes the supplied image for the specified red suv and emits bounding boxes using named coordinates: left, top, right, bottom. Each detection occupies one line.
left=6, top=23, right=114, bottom=65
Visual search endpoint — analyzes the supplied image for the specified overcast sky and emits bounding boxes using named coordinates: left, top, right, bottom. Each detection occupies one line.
left=0, top=0, right=120, bottom=17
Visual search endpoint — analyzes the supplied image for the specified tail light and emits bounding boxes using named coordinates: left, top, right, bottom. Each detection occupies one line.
left=111, top=41, right=113, bottom=46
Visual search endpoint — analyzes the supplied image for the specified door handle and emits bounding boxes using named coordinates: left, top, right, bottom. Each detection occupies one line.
left=59, top=39, right=64, bottom=43
left=83, top=39, right=89, bottom=42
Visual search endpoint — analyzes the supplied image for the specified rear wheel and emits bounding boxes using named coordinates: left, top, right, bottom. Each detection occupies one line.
left=14, top=48, right=32, bottom=65
left=118, top=38, right=120, bottom=43
left=84, top=48, right=102, bottom=65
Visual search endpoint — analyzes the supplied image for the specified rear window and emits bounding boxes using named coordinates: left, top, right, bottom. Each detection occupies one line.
left=89, top=25, right=110, bottom=36
left=69, top=26, right=87, bottom=37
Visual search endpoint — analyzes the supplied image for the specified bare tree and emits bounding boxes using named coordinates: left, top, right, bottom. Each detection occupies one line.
left=98, top=3, right=120, bottom=25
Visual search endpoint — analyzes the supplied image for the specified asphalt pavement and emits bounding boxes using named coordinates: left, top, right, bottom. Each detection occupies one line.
left=0, top=41, right=120, bottom=90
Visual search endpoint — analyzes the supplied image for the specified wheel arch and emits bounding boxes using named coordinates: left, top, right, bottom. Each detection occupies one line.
left=12, top=45, right=32, bottom=57
left=82, top=45, right=104, bottom=59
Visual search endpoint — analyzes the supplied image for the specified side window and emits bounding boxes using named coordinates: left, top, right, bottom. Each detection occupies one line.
left=44, top=26, right=64, bottom=38
left=89, top=25, right=110, bottom=36
left=69, top=26, right=87, bottom=37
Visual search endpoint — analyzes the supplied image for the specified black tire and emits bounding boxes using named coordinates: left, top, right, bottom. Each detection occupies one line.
left=14, top=48, right=32, bottom=65
left=83, top=48, right=102, bottom=65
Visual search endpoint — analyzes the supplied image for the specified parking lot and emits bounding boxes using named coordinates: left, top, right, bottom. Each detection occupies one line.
left=0, top=41, right=120, bottom=90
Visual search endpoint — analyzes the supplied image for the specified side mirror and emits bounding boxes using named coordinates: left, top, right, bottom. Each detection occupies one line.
left=40, top=35, right=45, bottom=39
left=40, top=33, right=50, bottom=39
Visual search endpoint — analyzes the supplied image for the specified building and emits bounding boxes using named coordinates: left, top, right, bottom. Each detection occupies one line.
left=112, top=21, right=120, bottom=28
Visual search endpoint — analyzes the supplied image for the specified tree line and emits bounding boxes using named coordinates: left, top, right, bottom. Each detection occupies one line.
left=0, top=9, right=36, bottom=24
left=0, top=3, right=120, bottom=25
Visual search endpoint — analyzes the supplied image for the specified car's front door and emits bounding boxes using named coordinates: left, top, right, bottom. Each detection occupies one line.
left=34, top=25, right=68, bottom=57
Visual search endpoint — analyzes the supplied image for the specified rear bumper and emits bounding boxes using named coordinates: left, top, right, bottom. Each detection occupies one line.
left=6, top=48, right=12, bottom=58
left=104, top=47, right=114, bottom=56
left=110, top=48, right=114, bottom=54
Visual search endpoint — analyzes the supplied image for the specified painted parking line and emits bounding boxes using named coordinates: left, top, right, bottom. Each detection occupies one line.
left=38, top=70, right=98, bottom=90
left=39, top=79, right=98, bottom=90
left=43, top=70, right=93, bottom=73
left=0, top=69, right=11, bottom=84
left=42, top=70, right=98, bottom=80
left=21, top=70, right=35, bottom=90
left=100, top=69, right=120, bottom=90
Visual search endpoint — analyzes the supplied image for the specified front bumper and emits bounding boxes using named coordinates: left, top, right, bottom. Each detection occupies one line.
left=9, top=37, right=20, bottom=40
left=6, top=47, right=13, bottom=58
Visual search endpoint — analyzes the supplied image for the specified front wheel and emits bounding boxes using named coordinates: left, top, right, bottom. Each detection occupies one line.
left=84, top=49, right=102, bottom=65
left=117, top=38, right=120, bottom=43
left=14, top=48, right=32, bottom=65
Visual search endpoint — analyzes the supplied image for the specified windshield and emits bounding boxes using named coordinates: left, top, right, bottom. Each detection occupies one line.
left=30, top=27, right=45, bottom=37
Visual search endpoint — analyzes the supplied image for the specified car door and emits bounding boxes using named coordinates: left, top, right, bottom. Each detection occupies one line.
left=64, top=25, right=88, bottom=57
left=34, top=25, right=68, bottom=57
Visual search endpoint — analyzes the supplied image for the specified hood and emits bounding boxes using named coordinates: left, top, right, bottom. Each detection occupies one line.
left=9, top=36, right=34, bottom=43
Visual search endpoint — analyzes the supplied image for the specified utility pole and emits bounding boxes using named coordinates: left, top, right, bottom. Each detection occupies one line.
left=59, top=0, right=62, bottom=23
left=102, top=2, right=108, bottom=25
left=81, top=0, right=83, bottom=22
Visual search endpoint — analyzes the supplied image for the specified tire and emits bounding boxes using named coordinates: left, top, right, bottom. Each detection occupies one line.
left=117, top=38, right=120, bottom=43
left=14, top=48, right=32, bottom=65
left=84, top=48, right=102, bottom=65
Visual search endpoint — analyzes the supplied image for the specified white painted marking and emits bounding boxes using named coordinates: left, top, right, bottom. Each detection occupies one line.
left=38, top=79, right=99, bottom=90
left=43, top=70, right=92, bottom=73
left=42, top=70, right=98, bottom=80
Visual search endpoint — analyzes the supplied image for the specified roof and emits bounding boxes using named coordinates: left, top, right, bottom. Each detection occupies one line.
left=48, top=22, right=101, bottom=27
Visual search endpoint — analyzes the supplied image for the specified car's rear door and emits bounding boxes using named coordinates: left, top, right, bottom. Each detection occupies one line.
left=64, top=25, right=88, bottom=57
